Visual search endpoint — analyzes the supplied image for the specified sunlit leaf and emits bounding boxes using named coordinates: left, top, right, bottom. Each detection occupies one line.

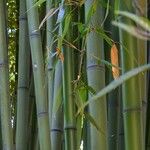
left=77, top=63, right=150, bottom=115
left=95, top=27, right=113, bottom=45
left=115, top=11, right=150, bottom=32
left=56, top=5, right=65, bottom=23
left=112, top=21, right=148, bottom=40
left=101, top=0, right=110, bottom=26
left=62, top=13, right=72, bottom=38
left=39, top=7, right=60, bottom=29
left=86, top=0, right=98, bottom=24
left=27, top=0, right=46, bottom=12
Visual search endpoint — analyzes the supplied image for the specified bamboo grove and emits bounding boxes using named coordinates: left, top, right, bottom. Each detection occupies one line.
left=1, top=0, right=150, bottom=150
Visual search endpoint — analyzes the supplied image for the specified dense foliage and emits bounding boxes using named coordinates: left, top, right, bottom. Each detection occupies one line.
left=0, top=0, right=150, bottom=150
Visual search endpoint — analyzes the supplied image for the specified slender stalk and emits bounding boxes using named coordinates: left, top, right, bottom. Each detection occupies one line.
left=62, top=3, right=77, bottom=150
left=85, top=0, right=108, bottom=150
left=16, top=0, right=30, bottom=149
left=119, top=1, right=144, bottom=149
left=135, top=0, right=147, bottom=138
left=104, top=0, right=120, bottom=149
left=46, top=0, right=56, bottom=127
left=28, top=76, right=36, bottom=150
left=51, top=61, right=63, bottom=150
left=25, top=0, right=51, bottom=149
left=0, top=1, right=13, bottom=149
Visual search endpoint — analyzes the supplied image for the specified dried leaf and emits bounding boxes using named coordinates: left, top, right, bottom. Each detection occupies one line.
left=111, top=44, right=119, bottom=79
left=56, top=48, right=64, bottom=62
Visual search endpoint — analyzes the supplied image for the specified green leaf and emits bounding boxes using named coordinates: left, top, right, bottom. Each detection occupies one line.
left=114, top=0, right=119, bottom=19
left=116, top=11, right=150, bottom=32
left=62, top=13, right=72, bottom=38
left=77, top=63, right=150, bottom=115
left=112, top=21, right=148, bottom=40
left=84, top=112, right=105, bottom=135
left=86, top=0, right=98, bottom=24
left=101, top=59, right=122, bottom=70
left=26, top=0, right=46, bottom=13
left=33, top=0, right=46, bottom=7
left=95, top=27, right=113, bottom=45
left=101, top=0, right=110, bottom=26
left=39, top=7, right=59, bottom=29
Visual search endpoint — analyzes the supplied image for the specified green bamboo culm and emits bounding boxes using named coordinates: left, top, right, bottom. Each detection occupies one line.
left=46, top=0, right=55, bottom=126
left=85, top=0, right=108, bottom=150
left=62, top=2, right=76, bottom=150
left=25, top=0, right=51, bottom=149
left=119, top=0, right=144, bottom=150
left=28, top=77, right=36, bottom=150
left=51, top=61, right=63, bottom=150
left=134, top=0, right=147, bottom=138
left=104, top=0, right=120, bottom=149
left=16, top=0, right=30, bottom=149
left=0, top=1, right=13, bottom=150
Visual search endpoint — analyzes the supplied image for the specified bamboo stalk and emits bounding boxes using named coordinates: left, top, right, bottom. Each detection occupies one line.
left=46, top=0, right=56, bottom=127
left=16, top=0, right=30, bottom=149
left=119, top=1, right=144, bottom=149
left=25, top=0, right=51, bottom=149
left=62, top=3, right=77, bottom=150
left=104, top=1, right=120, bottom=149
left=135, top=0, right=147, bottom=139
left=0, top=1, right=13, bottom=149
left=51, top=61, right=63, bottom=150
left=85, top=0, right=108, bottom=149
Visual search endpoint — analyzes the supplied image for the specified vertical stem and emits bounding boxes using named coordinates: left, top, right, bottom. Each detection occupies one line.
left=85, top=0, right=108, bottom=149
left=16, top=0, right=30, bottom=149
left=119, top=1, right=144, bottom=149
left=0, top=1, right=13, bottom=149
left=62, top=4, right=76, bottom=149
left=46, top=0, right=55, bottom=127
left=26, top=0, right=51, bottom=149
left=135, top=0, right=147, bottom=138
left=51, top=61, right=63, bottom=150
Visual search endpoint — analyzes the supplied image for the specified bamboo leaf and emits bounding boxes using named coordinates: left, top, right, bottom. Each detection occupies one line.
left=101, top=0, right=110, bottom=26
left=95, top=27, right=113, bottom=45
left=33, top=0, right=46, bottom=7
left=39, top=7, right=60, bottom=29
left=86, top=0, right=98, bottom=24
left=56, top=5, right=65, bottom=23
left=26, top=0, right=46, bottom=12
left=115, top=11, right=150, bottom=32
left=101, top=59, right=122, bottom=70
left=112, top=21, right=148, bottom=40
left=62, top=13, right=72, bottom=38
left=84, top=112, right=105, bottom=135
left=77, top=63, right=150, bottom=115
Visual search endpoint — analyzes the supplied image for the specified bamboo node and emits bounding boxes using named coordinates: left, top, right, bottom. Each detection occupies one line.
left=0, top=60, right=7, bottom=68
left=29, top=31, right=40, bottom=38
left=87, top=64, right=105, bottom=71
left=123, top=107, right=142, bottom=113
left=51, top=128, right=63, bottom=133
left=18, top=86, right=29, bottom=90
left=19, top=15, right=27, bottom=21
left=37, top=111, right=48, bottom=117
left=64, top=125, right=76, bottom=130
